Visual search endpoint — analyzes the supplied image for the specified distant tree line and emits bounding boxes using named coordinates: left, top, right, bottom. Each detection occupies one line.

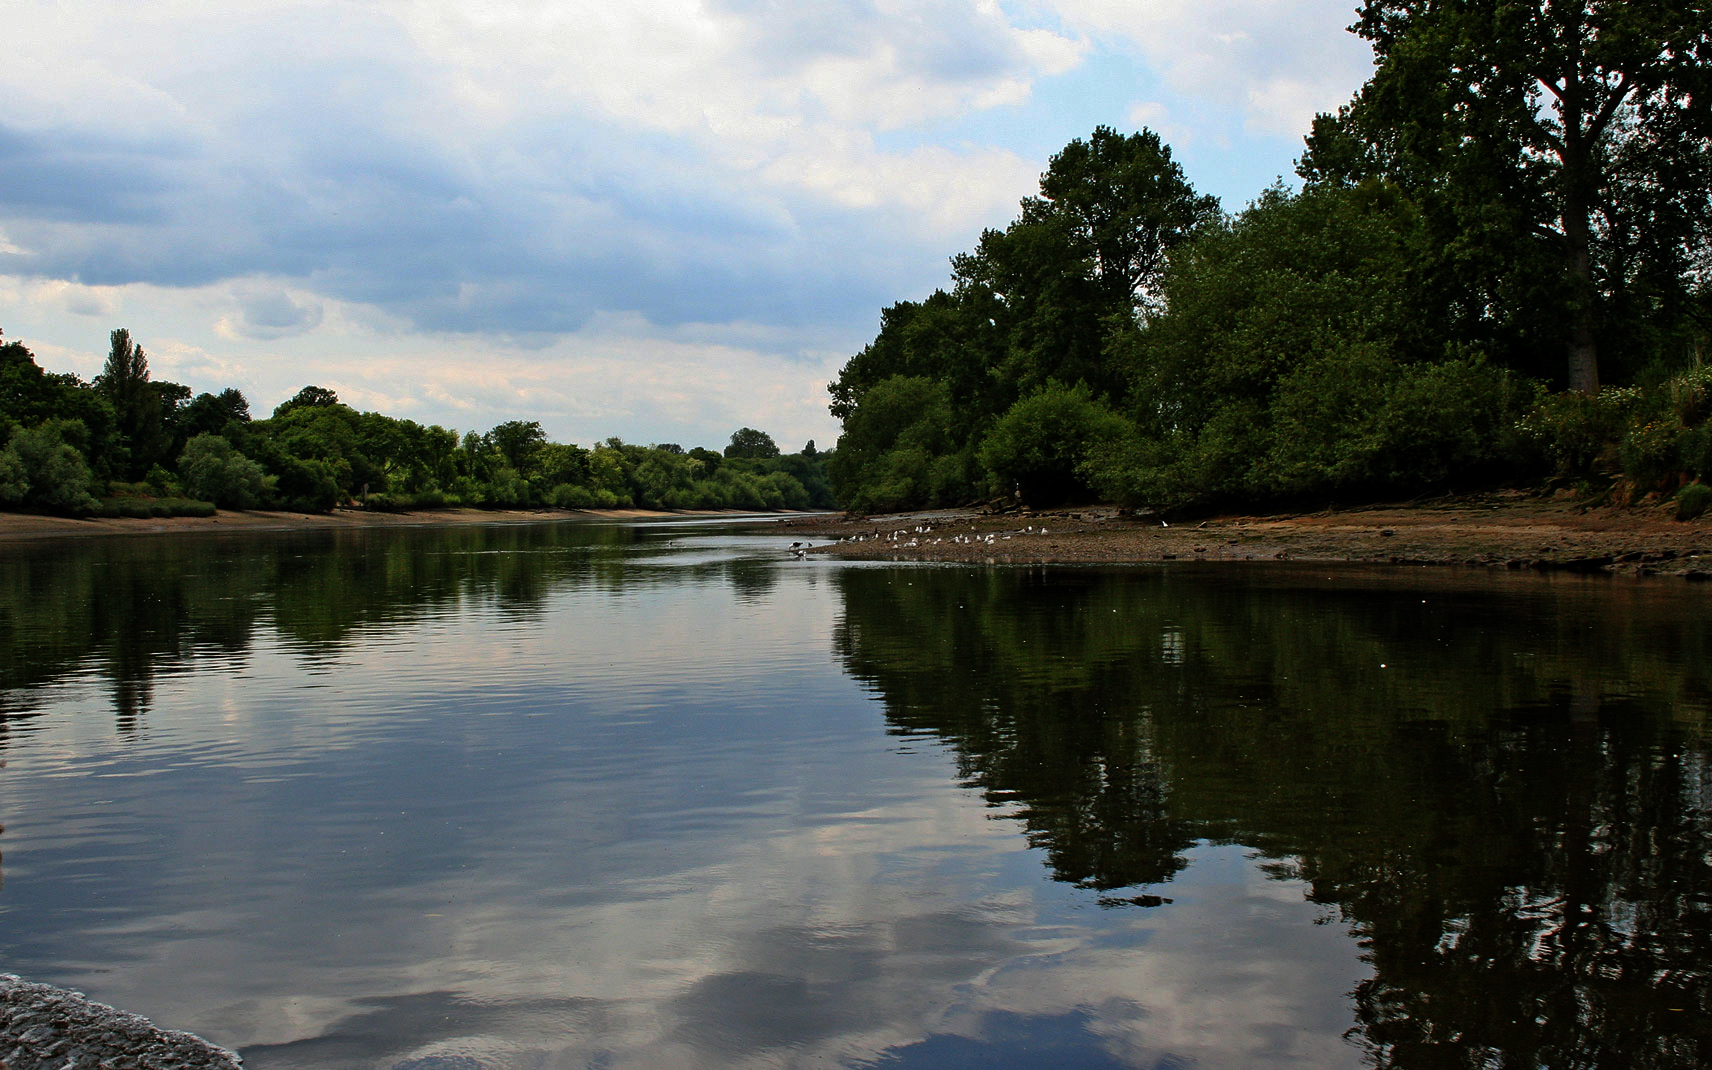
left=1, top=327, right=830, bottom=517
left=828, top=1, right=1712, bottom=515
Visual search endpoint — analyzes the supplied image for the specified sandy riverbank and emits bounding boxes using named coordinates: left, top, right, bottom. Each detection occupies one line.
left=766, top=491, right=1712, bottom=578
left=0, top=505, right=796, bottom=542
left=6, top=494, right=1709, bottom=577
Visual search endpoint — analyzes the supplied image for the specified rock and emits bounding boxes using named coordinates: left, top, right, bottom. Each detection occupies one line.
left=0, top=975, right=241, bottom=1069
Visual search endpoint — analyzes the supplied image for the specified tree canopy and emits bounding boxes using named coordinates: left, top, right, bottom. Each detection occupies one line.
left=1300, top=0, right=1712, bottom=392
left=0, top=330, right=833, bottom=518
left=830, top=86, right=1711, bottom=513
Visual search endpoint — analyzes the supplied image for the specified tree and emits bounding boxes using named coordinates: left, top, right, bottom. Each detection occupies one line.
left=1023, top=125, right=1221, bottom=316
left=1300, top=0, right=1712, bottom=391
left=724, top=427, right=780, bottom=459
left=273, top=385, right=341, bottom=418
left=96, top=327, right=175, bottom=479
left=182, top=388, right=252, bottom=439
left=827, top=127, right=1217, bottom=511
left=486, top=420, right=547, bottom=475
left=826, top=376, right=970, bottom=512
left=178, top=433, right=266, bottom=509
left=978, top=380, right=1130, bottom=507
left=1, top=419, right=99, bottom=514
left=1099, top=184, right=1533, bottom=509
left=951, top=126, right=1219, bottom=400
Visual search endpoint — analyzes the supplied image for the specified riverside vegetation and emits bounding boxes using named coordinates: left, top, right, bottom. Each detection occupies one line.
left=0, top=327, right=831, bottom=518
left=5, top=1, right=1709, bottom=524
left=827, top=2, right=1712, bottom=517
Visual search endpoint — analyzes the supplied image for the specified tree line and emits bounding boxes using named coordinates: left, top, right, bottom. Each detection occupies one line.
left=1, top=327, right=830, bottom=517
left=828, top=0, right=1712, bottom=514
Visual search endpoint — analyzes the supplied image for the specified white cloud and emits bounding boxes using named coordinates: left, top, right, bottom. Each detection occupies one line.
left=0, top=0, right=1377, bottom=447
left=1047, top=0, right=1372, bottom=138
left=216, top=283, right=324, bottom=341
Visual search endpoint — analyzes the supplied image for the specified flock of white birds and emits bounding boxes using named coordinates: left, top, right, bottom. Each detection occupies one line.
left=789, top=523, right=1052, bottom=555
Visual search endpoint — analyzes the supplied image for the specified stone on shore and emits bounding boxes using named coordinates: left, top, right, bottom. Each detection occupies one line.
left=0, top=975, right=240, bottom=1069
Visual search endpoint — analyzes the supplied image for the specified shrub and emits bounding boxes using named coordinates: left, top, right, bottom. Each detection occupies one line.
left=1680, top=423, right=1712, bottom=478
left=978, top=380, right=1131, bottom=506
left=1669, top=365, right=1712, bottom=426
left=272, top=455, right=341, bottom=512
left=548, top=483, right=598, bottom=509
left=0, top=447, right=25, bottom=505
left=1676, top=482, right=1712, bottom=521
left=2, top=419, right=99, bottom=515
left=1620, top=417, right=1688, bottom=489
left=1517, top=387, right=1642, bottom=476
left=179, top=433, right=266, bottom=509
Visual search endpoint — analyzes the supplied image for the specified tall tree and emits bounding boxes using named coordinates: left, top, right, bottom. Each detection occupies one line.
left=724, top=427, right=780, bottom=459
left=1301, top=0, right=1712, bottom=391
left=96, top=327, right=172, bottom=479
left=954, top=126, right=1218, bottom=398
left=1021, top=125, right=1221, bottom=316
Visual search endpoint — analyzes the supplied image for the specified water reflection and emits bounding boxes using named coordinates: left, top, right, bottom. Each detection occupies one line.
left=0, top=527, right=1708, bottom=1068
left=832, top=564, right=1712, bottom=1068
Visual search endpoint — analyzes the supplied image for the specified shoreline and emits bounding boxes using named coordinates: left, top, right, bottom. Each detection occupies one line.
left=0, top=505, right=804, bottom=543
left=767, top=492, right=1712, bottom=578
left=4, top=494, right=1709, bottom=578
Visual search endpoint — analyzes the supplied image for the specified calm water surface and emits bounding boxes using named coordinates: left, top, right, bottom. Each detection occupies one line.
left=1, top=519, right=1709, bottom=1068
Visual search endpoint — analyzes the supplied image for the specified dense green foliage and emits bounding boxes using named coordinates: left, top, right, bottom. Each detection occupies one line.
left=0, top=328, right=830, bottom=517
left=1300, top=0, right=1712, bottom=393
left=829, top=6, right=1712, bottom=514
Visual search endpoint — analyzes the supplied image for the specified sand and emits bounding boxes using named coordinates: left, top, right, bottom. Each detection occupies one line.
left=766, top=491, right=1712, bottom=578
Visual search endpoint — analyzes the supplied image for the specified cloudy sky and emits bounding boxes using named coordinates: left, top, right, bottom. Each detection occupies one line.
left=0, top=1, right=1373, bottom=451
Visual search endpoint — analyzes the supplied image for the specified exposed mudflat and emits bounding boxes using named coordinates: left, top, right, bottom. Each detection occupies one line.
left=0, top=975, right=240, bottom=1069
left=767, top=492, right=1712, bottom=578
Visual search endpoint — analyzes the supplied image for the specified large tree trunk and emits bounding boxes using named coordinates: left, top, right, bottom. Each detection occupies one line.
left=1564, top=232, right=1601, bottom=393
left=1559, top=70, right=1601, bottom=395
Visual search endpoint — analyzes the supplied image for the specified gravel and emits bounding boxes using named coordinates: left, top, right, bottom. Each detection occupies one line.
left=0, top=975, right=241, bottom=1069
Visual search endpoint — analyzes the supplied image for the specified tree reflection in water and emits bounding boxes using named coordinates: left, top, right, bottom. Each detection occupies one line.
left=5, top=530, right=1711, bottom=1067
left=832, top=564, right=1712, bottom=1069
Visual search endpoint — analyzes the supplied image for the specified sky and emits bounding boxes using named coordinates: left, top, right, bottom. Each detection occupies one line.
left=0, top=1, right=1374, bottom=452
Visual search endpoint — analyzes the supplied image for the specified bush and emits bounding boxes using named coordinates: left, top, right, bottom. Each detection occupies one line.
left=1681, top=422, right=1712, bottom=478
left=978, top=380, right=1131, bottom=506
left=1669, top=366, right=1712, bottom=426
left=2, top=419, right=99, bottom=515
left=0, top=447, right=25, bottom=505
left=1620, top=417, right=1688, bottom=488
left=1676, top=482, right=1712, bottom=521
left=272, top=455, right=341, bottom=512
left=179, top=433, right=267, bottom=509
left=1517, top=387, right=1643, bottom=476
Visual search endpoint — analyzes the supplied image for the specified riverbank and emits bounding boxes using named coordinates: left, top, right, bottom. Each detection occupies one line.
left=6, top=494, right=1709, bottom=577
left=0, top=505, right=795, bottom=542
left=768, top=491, right=1712, bottom=578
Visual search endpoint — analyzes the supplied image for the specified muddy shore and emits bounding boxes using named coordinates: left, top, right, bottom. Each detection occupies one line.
left=4, top=494, right=1708, bottom=578
left=766, top=491, right=1712, bottom=578
left=0, top=505, right=782, bottom=542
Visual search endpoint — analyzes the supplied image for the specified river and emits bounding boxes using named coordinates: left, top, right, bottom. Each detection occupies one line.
left=1, top=518, right=1708, bottom=1068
